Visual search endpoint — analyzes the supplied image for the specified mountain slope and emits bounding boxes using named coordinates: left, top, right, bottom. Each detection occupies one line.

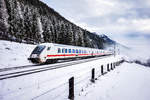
left=0, top=0, right=115, bottom=49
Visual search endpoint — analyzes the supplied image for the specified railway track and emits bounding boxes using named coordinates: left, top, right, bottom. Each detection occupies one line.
left=0, top=56, right=102, bottom=72
left=0, top=56, right=111, bottom=80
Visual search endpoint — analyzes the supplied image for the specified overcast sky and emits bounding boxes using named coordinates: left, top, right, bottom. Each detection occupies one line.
left=42, top=0, right=150, bottom=47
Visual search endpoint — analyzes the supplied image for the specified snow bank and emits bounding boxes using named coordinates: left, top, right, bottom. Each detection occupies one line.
left=77, top=62, right=150, bottom=100
left=0, top=40, right=36, bottom=69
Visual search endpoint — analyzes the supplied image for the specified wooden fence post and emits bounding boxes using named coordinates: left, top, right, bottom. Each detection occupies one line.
left=91, top=68, right=95, bottom=83
left=113, top=63, right=115, bottom=68
left=101, top=65, right=104, bottom=75
left=107, top=64, right=110, bottom=72
left=68, top=77, right=74, bottom=100
left=111, top=63, right=113, bottom=70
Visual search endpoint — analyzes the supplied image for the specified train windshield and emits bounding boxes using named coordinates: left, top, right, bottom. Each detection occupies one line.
left=32, top=45, right=46, bottom=54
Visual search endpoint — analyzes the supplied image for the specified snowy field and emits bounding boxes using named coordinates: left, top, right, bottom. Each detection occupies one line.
left=0, top=53, right=122, bottom=100
left=0, top=40, right=36, bottom=69
left=0, top=40, right=150, bottom=100
left=76, top=62, right=150, bottom=100
left=1, top=59, right=150, bottom=100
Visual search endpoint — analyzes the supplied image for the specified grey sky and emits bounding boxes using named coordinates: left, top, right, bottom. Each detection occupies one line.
left=42, top=0, right=150, bottom=46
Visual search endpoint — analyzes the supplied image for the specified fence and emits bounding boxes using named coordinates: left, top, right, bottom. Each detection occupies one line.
left=68, top=60, right=123, bottom=100
left=34, top=60, right=124, bottom=100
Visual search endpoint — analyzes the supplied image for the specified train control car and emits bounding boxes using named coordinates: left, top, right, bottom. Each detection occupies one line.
left=28, top=43, right=112, bottom=64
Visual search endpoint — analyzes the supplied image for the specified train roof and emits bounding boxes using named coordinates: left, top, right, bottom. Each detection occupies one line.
left=39, top=43, right=103, bottom=50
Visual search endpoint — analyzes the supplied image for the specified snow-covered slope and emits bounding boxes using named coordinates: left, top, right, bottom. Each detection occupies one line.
left=77, top=62, right=150, bottom=100
left=0, top=40, right=36, bottom=69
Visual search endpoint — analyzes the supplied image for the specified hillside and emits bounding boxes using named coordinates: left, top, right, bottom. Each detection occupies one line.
left=0, top=0, right=115, bottom=49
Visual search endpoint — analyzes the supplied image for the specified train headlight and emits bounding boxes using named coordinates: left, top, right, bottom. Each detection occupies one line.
left=31, top=54, right=39, bottom=58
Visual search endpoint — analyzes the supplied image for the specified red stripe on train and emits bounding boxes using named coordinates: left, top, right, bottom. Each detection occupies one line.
left=47, top=53, right=104, bottom=57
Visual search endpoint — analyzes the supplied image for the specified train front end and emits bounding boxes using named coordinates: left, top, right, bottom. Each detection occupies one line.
left=28, top=45, right=47, bottom=64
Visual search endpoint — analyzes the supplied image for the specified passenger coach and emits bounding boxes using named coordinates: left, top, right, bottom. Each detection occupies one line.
left=28, top=43, right=112, bottom=64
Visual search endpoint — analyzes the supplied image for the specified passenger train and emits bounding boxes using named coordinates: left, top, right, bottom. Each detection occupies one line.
left=28, top=43, right=113, bottom=64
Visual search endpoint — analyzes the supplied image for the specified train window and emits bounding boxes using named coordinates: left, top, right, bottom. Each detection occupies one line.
left=69, top=49, right=71, bottom=53
left=62, top=48, right=64, bottom=53
left=32, top=45, right=45, bottom=54
left=72, top=49, right=75, bottom=53
left=76, top=49, right=78, bottom=53
left=79, top=50, right=81, bottom=54
left=47, top=47, right=51, bottom=50
left=58, top=48, right=61, bottom=53
left=65, top=49, right=67, bottom=53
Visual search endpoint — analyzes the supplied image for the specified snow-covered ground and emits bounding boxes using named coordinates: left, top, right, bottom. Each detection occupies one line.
left=0, top=40, right=150, bottom=100
left=0, top=53, right=121, bottom=100
left=0, top=40, right=36, bottom=69
left=77, top=62, right=150, bottom=100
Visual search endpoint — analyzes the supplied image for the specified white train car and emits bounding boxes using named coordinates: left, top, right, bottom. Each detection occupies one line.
left=28, top=43, right=112, bottom=64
